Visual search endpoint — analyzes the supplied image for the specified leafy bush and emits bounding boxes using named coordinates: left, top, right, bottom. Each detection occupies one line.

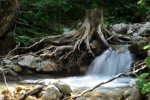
left=136, top=45, right=150, bottom=95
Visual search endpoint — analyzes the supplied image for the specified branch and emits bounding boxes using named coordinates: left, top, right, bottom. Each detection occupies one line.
left=72, top=65, right=146, bottom=99
left=18, top=85, right=44, bottom=100
left=18, top=38, right=45, bottom=50
left=6, top=42, right=20, bottom=58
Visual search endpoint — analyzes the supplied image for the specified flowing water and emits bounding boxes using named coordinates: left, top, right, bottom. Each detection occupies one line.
left=23, top=45, right=135, bottom=88
left=88, top=47, right=132, bottom=76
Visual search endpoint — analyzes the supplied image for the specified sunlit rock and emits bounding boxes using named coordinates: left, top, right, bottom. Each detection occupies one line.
left=25, top=96, right=37, bottom=100
left=42, top=85, right=62, bottom=100
left=53, top=82, right=72, bottom=95
left=11, top=65, right=22, bottom=73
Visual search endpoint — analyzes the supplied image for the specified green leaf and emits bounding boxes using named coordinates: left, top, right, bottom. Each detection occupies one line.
left=137, top=0, right=143, bottom=4
left=142, top=82, right=150, bottom=94
left=146, top=56, right=150, bottom=68
left=143, top=45, right=150, bottom=50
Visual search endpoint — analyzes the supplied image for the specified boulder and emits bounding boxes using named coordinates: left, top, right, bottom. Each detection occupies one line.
left=42, top=85, right=62, bottom=100
left=18, top=55, right=41, bottom=68
left=137, top=22, right=150, bottom=36
left=123, top=86, right=141, bottom=100
left=53, top=82, right=72, bottom=95
left=11, top=65, right=22, bottom=73
left=110, top=23, right=128, bottom=34
left=41, top=61, right=59, bottom=72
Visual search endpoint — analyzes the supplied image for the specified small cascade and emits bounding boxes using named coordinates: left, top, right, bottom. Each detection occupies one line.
left=24, top=45, right=135, bottom=88
left=88, top=46, right=133, bottom=76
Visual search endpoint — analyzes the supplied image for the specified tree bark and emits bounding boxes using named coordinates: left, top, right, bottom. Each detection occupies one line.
left=0, top=0, right=19, bottom=37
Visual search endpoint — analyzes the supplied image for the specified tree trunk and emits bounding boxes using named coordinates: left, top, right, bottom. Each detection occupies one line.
left=0, top=0, right=19, bottom=56
left=0, top=0, right=19, bottom=37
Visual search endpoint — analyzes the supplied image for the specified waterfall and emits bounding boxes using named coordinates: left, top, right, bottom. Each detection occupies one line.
left=88, top=46, right=133, bottom=76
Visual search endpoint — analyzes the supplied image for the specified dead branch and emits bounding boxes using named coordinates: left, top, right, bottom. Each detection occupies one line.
left=6, top=42, right=20, bottom=57
left=2, top=71, right=9, bottom=91
left=18, top=85, right=44, bottom=100
left=72, top=64, right=146, bottom=99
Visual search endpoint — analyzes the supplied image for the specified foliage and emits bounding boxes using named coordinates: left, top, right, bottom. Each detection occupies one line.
left=15, top=0, right=149, bottom=45
left=136, top=73, right=150, bottom=94
left=136, top=45, right=150, bottom=95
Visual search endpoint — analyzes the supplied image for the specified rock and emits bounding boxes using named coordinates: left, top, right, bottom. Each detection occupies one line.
left=110, top=23, right=128, bottom=34
left=63, top=28, right=76, bottom=35
left=25, top=96, right=37, bottom=100
left=7, top=69, right=19, bottom=76
left=124, top=88, right=132, bottom=98
left=3, top=59, right=12, bottom=64
left=124, top=86, right=141, bottom=100
left=11, top=65, right=22, bottom=73
left=79, top=66, right=88, bottom=73
left=41, top=61, right=59, bottom=72
left=76, top=96, right=87, bottom=100
left=22, top=68, right=35, bottom=74
left=18, top=55, right=41, bottom=68
left=15, top=86, right=26, bottom=92
left=137, top=22, right=150, bottom=36
left=42, top=85, right=62, bottom=100
left=53, top=82, right=72, bottom=95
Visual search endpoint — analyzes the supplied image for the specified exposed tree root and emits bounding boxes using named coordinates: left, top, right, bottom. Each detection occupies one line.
left=0, top=8, right=148, bottom=75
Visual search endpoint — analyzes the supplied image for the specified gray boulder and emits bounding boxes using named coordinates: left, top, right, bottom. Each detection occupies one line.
left=42, top=85, right=62, bottom=100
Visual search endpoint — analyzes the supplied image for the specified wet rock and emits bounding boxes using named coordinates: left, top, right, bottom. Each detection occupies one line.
left=76, top=96, right=87, bottom=100
left=25, top=96, right=37, bottom=100
left=124, top=86, right=141, bottom=100
left=22, top=68, right=35, bottom=74
left=53, top=82, right=72, bottom=95
left=3, top=59, right=12, bottom=65
left=137, top=22, right=150, bottom=36
left=124, top=88, right=131, bottom=98
left=79, top=66, right=88, bottom=73
left=7, top=69, right=19, bottom=76
left=11, top=65, right=22, bottom=73
left=42, top=85, right=62, bottom=100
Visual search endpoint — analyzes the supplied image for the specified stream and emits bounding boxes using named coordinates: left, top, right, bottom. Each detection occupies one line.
left=18, top=45, right=135, bottom=89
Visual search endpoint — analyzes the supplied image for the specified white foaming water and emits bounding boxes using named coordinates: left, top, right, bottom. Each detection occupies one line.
left=88, top=47, right=132, bottom=76
left=24, top=46, right=135, bottom=88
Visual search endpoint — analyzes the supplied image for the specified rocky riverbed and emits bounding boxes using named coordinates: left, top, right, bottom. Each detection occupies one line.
left=0, top=81, right=142, bottom=100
